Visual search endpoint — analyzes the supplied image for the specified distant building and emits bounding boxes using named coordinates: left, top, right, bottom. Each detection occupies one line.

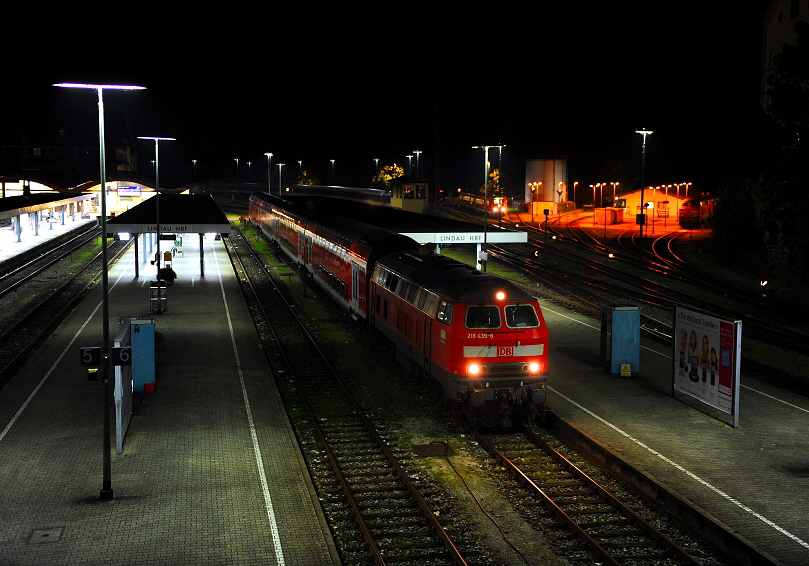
left=0, top=140, right=139, bottom=191
left=524, top=155, right=569, bottom=215
left=390, top=175, right=428, bottom=213
left=761, top=0, right=808, bottom=109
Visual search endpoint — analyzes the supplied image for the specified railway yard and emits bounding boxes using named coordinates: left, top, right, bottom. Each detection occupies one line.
left=1, top=193, right=808, bottom=565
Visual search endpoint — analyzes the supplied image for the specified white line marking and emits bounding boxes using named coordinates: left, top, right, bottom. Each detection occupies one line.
left=213, top=240, right=286, bottom=566
left=544, top=305, right=809, bottom=411
left=549, top=386, right=809, bottom=549
left=0, top=257, right=132, bottom=443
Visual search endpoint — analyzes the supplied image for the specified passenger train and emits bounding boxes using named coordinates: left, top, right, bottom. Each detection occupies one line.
left=458, top=192, right=508, bottom=215
left=679, top=195, right=715, bottom=229
left=248, top=191, right=549, bottom=427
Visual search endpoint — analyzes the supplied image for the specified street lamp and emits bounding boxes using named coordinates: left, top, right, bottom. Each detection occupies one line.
left=610, top=182, right=619, bottom=206
left=54, top=82, right=145, bottom=501
left=264, top=153, right=273, bottom=193
left=234, top=158, right=239, bottom=180
left=635, top=129, right=653, bottom=268
left=413, top=150, right=422, bottom=176
left=635, top=129, right=652, bottom=232
left=138, top=136, right=176, bottom=279
left=330, top=159, right=335, bottom=184
left=277, top=163, right=285, bottom=195
left=472, top=145, right=504, bottom=272
left=528, top=181, right=542, bottom=223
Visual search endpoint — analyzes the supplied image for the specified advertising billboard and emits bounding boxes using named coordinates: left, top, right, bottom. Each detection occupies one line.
left=672, top=305, right=742, bottom=427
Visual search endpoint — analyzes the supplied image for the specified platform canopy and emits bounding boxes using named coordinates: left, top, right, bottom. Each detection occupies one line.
left=0, top=193, right=93, bottom=221
left=107, top=194, right=231, bottom=235
left=279, top=194, right=527, bottom=244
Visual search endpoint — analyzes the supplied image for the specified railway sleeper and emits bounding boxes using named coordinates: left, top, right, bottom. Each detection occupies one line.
left=372, top=527, right=434, bottom=538
left=362, top=508, right=423, bottom=519
left=359, top=502, right=419, bottom=511
left=379, top=550, right=449, bottom=562
left=378, top=539, right=444, bottom=550
left=366, top=520, right=432, bottom=531
left=350, top=483, right=404, bottom=492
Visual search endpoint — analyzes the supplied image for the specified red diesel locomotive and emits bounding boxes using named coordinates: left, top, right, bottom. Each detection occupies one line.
left=679, top=196, right=715, bottom=229
left=249, top=191, right=549, bottom=426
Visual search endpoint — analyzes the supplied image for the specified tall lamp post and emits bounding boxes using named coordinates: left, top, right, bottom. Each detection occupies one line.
left=54, top=82, right=145, bottom=501
left=277, top=163, right=285, bottom=195
left=138, top=137, right=176, bottom=279
left=635, top=129, right=653, bottom=268
left=472, top=145, right=504, bottom=272
left=264, top=153, right=273, bottom=194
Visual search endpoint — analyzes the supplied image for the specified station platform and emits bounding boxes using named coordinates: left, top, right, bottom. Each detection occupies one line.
left=0, top=232, right=340, bottom=565
left=544, top=304, right=808, bottom=566
left=0, top=213, right=97, bottom=267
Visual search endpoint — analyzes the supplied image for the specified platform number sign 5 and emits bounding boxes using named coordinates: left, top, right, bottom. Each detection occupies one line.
left=112, top=347, right=132, bottom=366
left=80, top=347, right=101, bottom=368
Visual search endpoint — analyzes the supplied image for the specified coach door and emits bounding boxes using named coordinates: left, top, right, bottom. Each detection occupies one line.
left=422, top=316, right=431, bottom=370
left=350, top=264, right=362, bottom=315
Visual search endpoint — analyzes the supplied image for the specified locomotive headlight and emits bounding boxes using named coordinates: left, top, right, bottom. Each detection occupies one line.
left=468, top=363, right=482, bottom=376
left=495, top=290, right=506, bottom=301
left=528, top=362, right=541, bottom=374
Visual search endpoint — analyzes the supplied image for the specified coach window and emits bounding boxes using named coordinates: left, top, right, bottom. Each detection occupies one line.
left=416, top=289, right=427, bottom=310
left=465, top=305, right=501, bottom=329
left=436, top=300, right=453, bottom=325
left=505, top=304, right=539, bottom=328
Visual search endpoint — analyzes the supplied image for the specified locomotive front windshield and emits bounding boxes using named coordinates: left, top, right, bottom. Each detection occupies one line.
left=505, top=304, right=540, bottom=328
left=466, top=304, right=540, bottom=329
left=465, top=306, right=501, bottom=329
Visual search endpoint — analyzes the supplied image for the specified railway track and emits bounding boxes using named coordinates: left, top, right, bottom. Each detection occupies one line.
left=0, top=223, right=99, bottom=289
left=0, top=237, right=128, bottom=386
left=447, top=207, right=809, bottom=390
left=476, top=428, right=703, bottom=566
left=221, top=199, right=755, bottom=564
left=223, top=228, right=479, bottom=565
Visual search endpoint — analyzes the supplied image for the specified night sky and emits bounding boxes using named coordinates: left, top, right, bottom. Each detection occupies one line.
left=4, top=4, right=771, bottom=198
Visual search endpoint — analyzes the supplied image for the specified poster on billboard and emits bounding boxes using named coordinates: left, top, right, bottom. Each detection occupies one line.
left=672, top=305, right=742, bottom=427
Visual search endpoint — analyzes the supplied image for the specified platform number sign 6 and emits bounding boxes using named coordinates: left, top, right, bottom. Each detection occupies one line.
left=80, top=347, right=101, bottom=368
left=112, top=347, right=132, bottom=366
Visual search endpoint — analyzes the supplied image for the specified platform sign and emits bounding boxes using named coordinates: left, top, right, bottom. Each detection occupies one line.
left=672, top=305, right=742, bottom=427
left=112, top=347, right=132, bottom=366
left=80, top=346, right=101, bottom=367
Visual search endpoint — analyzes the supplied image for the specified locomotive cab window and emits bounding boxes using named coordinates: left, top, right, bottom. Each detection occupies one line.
left=436, top=300, right=453, bottom=325
left=505, top=304, right=540, bottom=328
left=465, top=305, right=501, bottom=329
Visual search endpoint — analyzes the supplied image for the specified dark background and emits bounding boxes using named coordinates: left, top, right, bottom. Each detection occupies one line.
left=3, top=3, right=772, bottom=200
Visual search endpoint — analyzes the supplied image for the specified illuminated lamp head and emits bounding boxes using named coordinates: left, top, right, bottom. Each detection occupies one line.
left=528, top=362, right=541, bottom=374
left=494, top=290, right=506, bottom=301
left=468, top=363, right=482, bottom=376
